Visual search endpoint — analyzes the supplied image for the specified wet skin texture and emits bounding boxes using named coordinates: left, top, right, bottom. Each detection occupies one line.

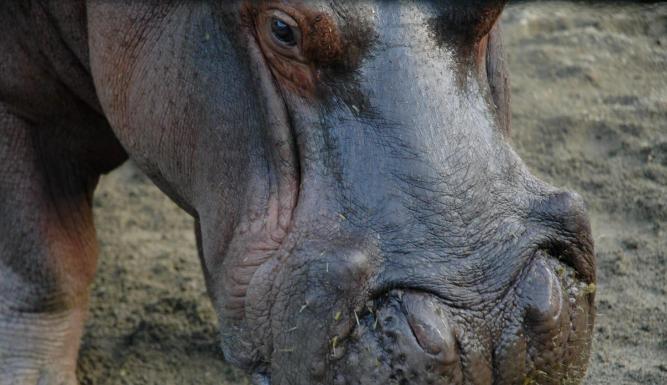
left=0, top=1, right=595, bottom=384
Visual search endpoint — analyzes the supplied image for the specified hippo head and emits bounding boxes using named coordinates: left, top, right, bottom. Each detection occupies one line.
left=88, top=1, right=595, bottom=384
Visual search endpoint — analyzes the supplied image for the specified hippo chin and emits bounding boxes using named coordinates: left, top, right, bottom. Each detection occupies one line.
left=0, top=1, right=595, bottom=384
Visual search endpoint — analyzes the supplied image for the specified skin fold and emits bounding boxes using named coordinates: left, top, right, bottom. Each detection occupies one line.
left=0, top=1, right=595, bottom=384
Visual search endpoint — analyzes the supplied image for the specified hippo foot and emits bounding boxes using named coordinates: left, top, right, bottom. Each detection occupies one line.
left=0, top=308, right=84, bottom=385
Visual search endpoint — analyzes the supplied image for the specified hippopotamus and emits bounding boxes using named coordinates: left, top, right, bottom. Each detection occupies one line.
left=0, top=1, right=596, bottom=384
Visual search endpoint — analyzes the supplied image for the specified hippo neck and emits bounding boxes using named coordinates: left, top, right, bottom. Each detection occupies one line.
left=0, top=0, right=126, bottom=172
left=4, top=1, right=102, bottom=118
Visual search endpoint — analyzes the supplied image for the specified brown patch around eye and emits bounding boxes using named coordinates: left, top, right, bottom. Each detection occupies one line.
left=302, top=12, right=343, bottom=66
left=245, top=2, right=345, bottom=97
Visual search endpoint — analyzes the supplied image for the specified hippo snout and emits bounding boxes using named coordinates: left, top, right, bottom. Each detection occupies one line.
left=329, top=257, right=594, bottom=385
left=242, top=189, right=597, bottom=385
left=253, top=251, right=594, bottom=385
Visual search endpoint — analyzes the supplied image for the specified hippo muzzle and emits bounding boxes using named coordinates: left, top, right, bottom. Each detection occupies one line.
left=243, top=195, right=595, bottom=385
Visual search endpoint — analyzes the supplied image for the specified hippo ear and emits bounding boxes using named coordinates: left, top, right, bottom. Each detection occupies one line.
left=486, top=21, right=511, bottom=136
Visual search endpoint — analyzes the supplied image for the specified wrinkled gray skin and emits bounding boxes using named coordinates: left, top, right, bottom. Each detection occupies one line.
left=0, top=1, right=595, bottom=384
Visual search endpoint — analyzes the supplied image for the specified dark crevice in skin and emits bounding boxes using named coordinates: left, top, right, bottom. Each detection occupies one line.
left=276, top=85, right=302, bottom=198
left=264, top=72, right=302, bottom=248
left=539, top=236, right=594, bottom=285
left=258, top=78, right=302, bottom=375
left=234, top=6, right=306, bottom=377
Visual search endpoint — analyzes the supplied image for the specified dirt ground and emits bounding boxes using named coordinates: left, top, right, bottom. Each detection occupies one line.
left=77, top=2, right=667, bottom=385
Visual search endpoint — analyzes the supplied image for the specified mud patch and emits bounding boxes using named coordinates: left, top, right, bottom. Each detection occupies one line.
left=505, top=3, right=667, bottom=385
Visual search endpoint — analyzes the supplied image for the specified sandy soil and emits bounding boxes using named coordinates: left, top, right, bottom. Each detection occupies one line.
left=77, top=2, right=667, bottom=384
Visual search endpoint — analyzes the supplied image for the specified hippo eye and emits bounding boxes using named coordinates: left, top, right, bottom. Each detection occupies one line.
left=271, top=18, right=297, bottom=46
left=259, top=9, right=303, bottom=59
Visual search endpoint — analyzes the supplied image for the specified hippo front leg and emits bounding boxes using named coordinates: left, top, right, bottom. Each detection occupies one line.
left=0, top=107, right=101, bottom=385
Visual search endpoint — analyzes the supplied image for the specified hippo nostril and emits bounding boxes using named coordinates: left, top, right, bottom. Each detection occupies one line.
left=402, top=293, right=459, bottom=366
left=539, top=191, right=590, bottom=236
left=532, top=190, right=595, bottom=282
left=520, top=259, right=564, bottom=332
left=507, top=253, right=595, bottom=383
